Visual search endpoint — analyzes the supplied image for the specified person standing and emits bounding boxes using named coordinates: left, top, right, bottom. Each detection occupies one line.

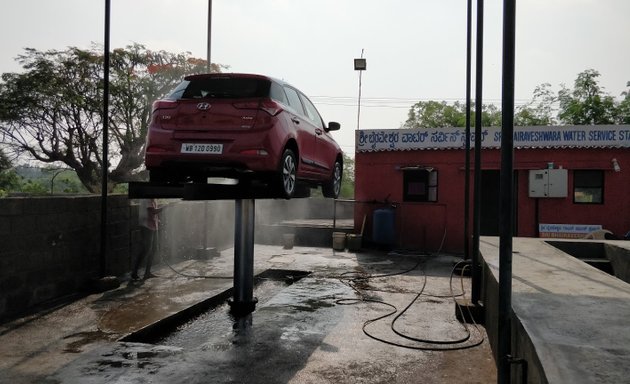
left=132, top=198, right=162, bottom=280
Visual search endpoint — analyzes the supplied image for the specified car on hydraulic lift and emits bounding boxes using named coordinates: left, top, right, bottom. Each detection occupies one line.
left=144, top=73, right=343, bottom=199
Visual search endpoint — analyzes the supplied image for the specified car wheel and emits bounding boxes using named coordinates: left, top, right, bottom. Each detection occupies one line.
left=322, top=160, right=342, bottom=198
left=277, top=149, right=297, bottom=199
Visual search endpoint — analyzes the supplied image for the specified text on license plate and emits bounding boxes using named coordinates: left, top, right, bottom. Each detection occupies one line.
left=181, top=143, right=223, bottom=154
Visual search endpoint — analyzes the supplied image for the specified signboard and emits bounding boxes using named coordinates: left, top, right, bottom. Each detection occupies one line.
left=356, top=125, right=630, bottom=152
left=538, top=223, right=602, bottom=239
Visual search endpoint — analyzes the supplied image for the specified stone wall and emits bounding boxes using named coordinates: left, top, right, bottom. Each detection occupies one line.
left=0, top=195, right=131, bottom=322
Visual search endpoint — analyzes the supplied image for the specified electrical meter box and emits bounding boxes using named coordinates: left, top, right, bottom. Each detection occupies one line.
left=529, top=169, right=568, bottom=198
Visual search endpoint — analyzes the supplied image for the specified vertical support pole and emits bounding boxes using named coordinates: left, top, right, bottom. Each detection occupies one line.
left=471, top=0, right=485, bottom=305
left=230, top=199, right=257, bottom=316
left=206, top=0, right=212, bottom=72
left=203, top=202, right=209, bottom=248
left=463, top=0, right=472, bottom=261
left=333, top=199, right=337, bottom=230
left=100, top=0, right=111, bottom=278
left=498, top=0, right=516, bottom=382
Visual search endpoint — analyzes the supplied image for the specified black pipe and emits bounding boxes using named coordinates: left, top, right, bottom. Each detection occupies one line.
left=498, top=0, right=516, bottom=382
left=534, top=198, right=539, bottom=237
left=100, top=0, right=111, bottom=278
left=463, top=0, right=472, bottom=261
left=471, top=0, right=484, bottom=305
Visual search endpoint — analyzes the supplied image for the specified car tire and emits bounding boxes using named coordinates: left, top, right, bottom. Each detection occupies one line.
left=322, top=160, right=342, bottom=199
left=277, top=149, right=297, bottom=199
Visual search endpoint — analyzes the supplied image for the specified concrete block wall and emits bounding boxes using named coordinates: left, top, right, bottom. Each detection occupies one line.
left=0, top=195, right=130, bottom=322
left=0, top=197, right=349, bottom=322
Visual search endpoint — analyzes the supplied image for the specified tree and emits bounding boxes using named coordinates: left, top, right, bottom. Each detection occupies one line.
left=0, top=44, right=225, bottom=193
left=618, top=81, right=630, bottom=124
left=340, top=153, right=355, bottom=198
left=404, top=70, right=629, bottom=128
left=515, top=83, right=557, bottom=126
left=403, top=101, right=501, bottom=128
left=403, top=101, right=466, bottom=128
left=557, top=69, right=618, bottom=125
left=0, top=148, right=20, bottom=196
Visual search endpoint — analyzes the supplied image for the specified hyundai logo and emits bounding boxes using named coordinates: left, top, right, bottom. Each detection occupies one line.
left=197, top=102, right=211, bottom=111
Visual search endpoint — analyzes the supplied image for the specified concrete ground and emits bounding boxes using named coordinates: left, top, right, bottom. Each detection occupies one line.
left=0, top=245, right=496, bottom=384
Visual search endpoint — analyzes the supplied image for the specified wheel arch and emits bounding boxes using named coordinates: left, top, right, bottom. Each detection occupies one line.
left=283, top=138, right=299, bottom=166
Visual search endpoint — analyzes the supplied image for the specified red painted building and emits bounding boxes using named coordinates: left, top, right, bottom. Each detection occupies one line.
left=354, top=125, right=630, bottom=254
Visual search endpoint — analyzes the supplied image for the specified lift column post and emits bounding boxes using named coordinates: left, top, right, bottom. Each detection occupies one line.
left=229, top=199, right=258, bottom=315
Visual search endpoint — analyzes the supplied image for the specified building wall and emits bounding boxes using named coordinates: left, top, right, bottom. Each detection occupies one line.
left=355, top=147, right=630, bottom=253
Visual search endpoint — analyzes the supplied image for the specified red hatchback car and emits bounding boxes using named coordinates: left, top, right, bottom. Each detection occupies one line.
left=144, top=73, right=343, bottom=198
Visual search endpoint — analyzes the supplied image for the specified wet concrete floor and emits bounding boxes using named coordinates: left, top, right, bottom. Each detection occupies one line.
left=0, top=246, right=496, bottom=383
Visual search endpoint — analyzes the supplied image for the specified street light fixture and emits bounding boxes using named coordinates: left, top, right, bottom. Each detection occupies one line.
left=354, top=58, right=366, bottom=71
left=354, top=50, right=366, bottom=130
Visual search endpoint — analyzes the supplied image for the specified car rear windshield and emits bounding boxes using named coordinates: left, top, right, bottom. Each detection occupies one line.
left=176, top=77, right=271, bottom=100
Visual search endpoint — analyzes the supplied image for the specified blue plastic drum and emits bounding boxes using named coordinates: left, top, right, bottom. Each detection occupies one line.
left=372, top=208, right=395, bottom=245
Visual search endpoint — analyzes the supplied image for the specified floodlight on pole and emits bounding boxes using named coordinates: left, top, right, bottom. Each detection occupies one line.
left=354, top=49, right=366, bottom=130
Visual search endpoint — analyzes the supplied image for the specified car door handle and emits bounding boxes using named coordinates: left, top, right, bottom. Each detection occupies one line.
left=291, top=117, right=300, bottom=124
left=315, top=129, right=323, bottom=135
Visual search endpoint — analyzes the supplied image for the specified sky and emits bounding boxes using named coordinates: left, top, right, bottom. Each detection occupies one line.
left=1, top=0, right=629, bottom=155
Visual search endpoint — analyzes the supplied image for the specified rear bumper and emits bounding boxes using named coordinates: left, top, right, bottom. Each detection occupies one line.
left=145, top=127, right=282, bottom=174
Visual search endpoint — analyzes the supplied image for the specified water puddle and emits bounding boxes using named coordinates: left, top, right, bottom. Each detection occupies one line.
left=120, top=269, right=310, bottom=348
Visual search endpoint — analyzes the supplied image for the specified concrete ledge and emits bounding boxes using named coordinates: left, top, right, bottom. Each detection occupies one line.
left=480, top=237, right=630, bottom=384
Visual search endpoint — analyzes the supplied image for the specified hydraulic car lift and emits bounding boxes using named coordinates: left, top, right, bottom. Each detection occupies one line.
left=128, top=181, right=310, bottom=316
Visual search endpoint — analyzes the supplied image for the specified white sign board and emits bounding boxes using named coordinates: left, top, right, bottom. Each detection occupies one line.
left=539, top=223, right=602, bottom=239
left=356, top=125, right=630, bottom=152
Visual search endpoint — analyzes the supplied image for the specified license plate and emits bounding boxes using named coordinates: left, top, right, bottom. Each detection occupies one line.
left=181, top=143, right=223, bottom=154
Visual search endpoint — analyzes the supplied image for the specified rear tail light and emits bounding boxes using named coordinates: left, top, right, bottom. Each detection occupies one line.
left=259, top=100, right=283, bottom=116
left=233, top=99, right=283, bottom=116
left=152, top=100, right=177, bottom=113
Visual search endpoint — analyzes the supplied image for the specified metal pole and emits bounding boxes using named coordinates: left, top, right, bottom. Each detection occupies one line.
left=100, top=0, right=111, bottom=278
left=356, top=49, right=364, bottom=130
left=498, top=0, right=516, bottom=382
left=463, top=0, right=472, bottom=261
left=202, top=0, right=212, bottom=255
left=203, top=203, right=209, bottom=248
left=231, top=199, right=257, bottom=315
left=206, top=0, right=212, bottom=72
left=471, top=0, right=484, bottom=304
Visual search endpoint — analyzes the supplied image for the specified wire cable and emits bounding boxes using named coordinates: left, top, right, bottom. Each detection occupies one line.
left=337, top=260, right=483, bottom=351
left=334, top=225, right=484, bottom=351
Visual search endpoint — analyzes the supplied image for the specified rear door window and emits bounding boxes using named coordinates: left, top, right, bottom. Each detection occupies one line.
left=300, top=93, right=324, bottom=128
left=284, top=87, right=305, bottom=116
left=181, top=77, right=270, bottom=99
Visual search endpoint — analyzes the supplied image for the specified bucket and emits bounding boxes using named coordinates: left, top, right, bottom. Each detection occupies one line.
left=282, top=234, right=295, bottom=249
left=332, top=232, right=346, bottom=250
left=346, top=234, right=362, bottom=252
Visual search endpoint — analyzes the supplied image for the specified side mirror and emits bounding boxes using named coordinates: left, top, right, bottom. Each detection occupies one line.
left=326, top=122, right=341, bottom=132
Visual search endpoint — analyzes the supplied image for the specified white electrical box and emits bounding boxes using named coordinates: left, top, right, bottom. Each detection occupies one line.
left=528, top=169, right=568, bottom=198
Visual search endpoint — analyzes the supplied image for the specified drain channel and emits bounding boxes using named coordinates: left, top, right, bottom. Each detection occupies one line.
left=120, top=269, right=310, bottom=346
